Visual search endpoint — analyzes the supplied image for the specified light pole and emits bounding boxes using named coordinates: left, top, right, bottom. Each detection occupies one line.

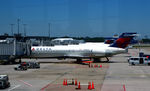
left=17, top=19, right=20, bottom=35
left=23, top=24, right=27, bottom=37
left=10, top=24, right=14, bottom=36
left=48, top=23, right=50, bottom=38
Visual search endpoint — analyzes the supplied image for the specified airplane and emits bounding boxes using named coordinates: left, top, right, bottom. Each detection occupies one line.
left=30, top=33, right=138, bottom=63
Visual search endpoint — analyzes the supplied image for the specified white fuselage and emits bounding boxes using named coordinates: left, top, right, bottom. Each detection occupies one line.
left=31, top=43, right=126, bottom=58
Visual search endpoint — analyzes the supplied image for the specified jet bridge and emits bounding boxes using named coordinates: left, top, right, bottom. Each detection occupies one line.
left=0, top=38, right=28, bottom=64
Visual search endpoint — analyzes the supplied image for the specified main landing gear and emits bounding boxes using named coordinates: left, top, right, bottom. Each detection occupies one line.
left=93, top=57, right=109, bottom=62
left=105, top=57, right=109, bottom=62
left=76, top=57, right=110, bottom=63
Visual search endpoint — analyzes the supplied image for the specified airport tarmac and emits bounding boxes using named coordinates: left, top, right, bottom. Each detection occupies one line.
left=1, top=48, right=150, bottom=91
left=101, top=48, right=150, bottom=91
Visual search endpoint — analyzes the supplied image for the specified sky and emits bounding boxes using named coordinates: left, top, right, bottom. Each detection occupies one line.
left=0, top=0, right=150, bottom=37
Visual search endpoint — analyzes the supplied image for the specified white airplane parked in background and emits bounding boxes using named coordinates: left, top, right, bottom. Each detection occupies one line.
left=30, top=33, right=138, bottom=63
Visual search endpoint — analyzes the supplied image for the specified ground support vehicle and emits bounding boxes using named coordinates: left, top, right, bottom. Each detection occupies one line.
left=26, top=62, right=40, bottom=69
left=14, top=62, right=28, bottom=70
left=128, top=57, right=150, bottom=66
left=0, top=75, right=10, bottom=89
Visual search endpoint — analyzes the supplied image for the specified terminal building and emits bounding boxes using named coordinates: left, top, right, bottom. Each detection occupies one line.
left=51, top=38, right=84, bottom=46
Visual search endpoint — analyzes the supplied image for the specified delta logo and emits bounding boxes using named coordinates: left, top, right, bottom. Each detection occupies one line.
left=32, top=48, right=35, bottom=51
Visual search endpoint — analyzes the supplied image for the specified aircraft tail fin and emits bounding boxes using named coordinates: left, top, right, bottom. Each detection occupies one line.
left=110, top=32, right=137, bottom=48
